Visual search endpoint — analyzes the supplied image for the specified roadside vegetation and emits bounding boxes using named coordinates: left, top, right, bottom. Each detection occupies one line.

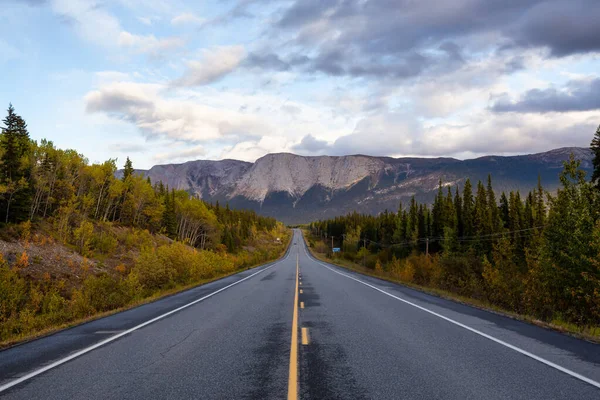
left=307, top=125, right=600, bottom=339
left=0, top=104, right=289, bottom=346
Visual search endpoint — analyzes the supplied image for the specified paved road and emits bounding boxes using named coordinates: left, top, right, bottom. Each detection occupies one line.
left=1, top=229, right=599, bottom=399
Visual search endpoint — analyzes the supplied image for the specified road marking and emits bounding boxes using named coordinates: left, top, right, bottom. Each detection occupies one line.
left=314, top=259, right=600, bottom=391
left=301, top=328, right=310, bottom=345
left=300, top=302, right=304, bottom=309
left=287, top=253, right=300, bottom=400
left=0, top=252, right=290, bottom=394
left=300, top=289, right=303, bottom=294
left=299, top=282, right=302, bottom=286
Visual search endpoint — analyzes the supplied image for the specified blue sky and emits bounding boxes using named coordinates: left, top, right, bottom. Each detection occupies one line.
left=1, top=0, right=599, bottom=169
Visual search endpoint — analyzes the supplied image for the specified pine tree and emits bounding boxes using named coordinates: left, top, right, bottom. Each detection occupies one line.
left=162, top=190, right=177, bottom=237
left=462, top=179, right=474, bottom=237
left=499, top=192, right=509, bottom=229
left=122, top=157, right=134, bottom=182
left=486, top=174, right=500, bottom=232
left=534, top=175, right=546, bottom=228
left=432, top=180, right=445, bottom=237
left=0, top=104, right=33, bottom=222
left=445, top=187, right=457, bottom=230
left=591, top=124, right=600, bottom=190
left=454, top=186, right=463, bottom=237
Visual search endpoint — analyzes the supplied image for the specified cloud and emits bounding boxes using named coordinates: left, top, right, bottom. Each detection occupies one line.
left=319, top=109, right=598, bottom=158
left=220, top=136, right=291, bottom=162
left=242, top=0, right=600, bottom=86
left=84, top=81, right=271, bottom=143
left=291, top=134, right=330, bottom=155
left=171, top=13, right=204, bottom=26
left=118, top=31, right=185, bottom=56
left=172, top=46, right=246, bottom=86
left=512, top=0, right=600, bottom=57
left=154, top=145, right=206, bottom=163
left=492, top=77, right=600, bottom=113
left=49, top=0, right=182, bottom=58
left=51, top=0, right=122, bottom=48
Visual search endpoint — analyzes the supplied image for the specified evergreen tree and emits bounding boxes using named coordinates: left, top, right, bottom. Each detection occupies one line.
left=486, top=174, right=500, bottom=232
left=591, top=124, right=600, bottom=190
left=431, top=180, right=445, bottom=237
left=162, top=189, right=177, bottom=237
left=454, top=186, right=463, bottom=237
left=0, top=104, right=33, bottom=222
left=462, top=179, right=474, bottom=237
left=122, top=157, right=134, bottom=182
left=533, top=175, right=546, bottom=228
left=445, top=186, right=457, bottom=230
left=499, top=192, right=509, bottom=229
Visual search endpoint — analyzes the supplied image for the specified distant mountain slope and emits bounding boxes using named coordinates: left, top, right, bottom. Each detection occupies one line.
left=129, top=147, right=593, bottom=224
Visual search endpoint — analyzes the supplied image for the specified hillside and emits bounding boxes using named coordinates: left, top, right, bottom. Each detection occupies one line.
left=131, top=147, right=593, bottom=224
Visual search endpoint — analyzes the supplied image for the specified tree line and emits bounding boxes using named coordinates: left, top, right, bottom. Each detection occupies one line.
left=0, top=104, right=288, bottom=344
left=0, top=104, right=278, bottom=253
left=309, top=125, right=600, bottom=328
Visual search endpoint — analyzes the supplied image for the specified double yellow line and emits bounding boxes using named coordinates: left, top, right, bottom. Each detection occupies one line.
left=287, top=253, right=300, bottom=400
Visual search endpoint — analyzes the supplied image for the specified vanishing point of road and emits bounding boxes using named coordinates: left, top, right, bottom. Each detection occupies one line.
left=1, top=229, right=599, bottom=399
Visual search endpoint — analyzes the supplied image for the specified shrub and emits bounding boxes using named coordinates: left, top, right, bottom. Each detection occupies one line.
left=91, top=232, right=118, bottom=255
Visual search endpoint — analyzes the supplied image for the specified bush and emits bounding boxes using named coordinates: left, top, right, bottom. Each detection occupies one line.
left=82, top=273, right=132, bottom=312
left=91, top=232, right=118, bottom=255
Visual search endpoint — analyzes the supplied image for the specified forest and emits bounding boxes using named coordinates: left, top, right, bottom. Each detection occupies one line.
left=309, top=125, right=600, bottom=331
left=0, top=104, right=288, bottom=344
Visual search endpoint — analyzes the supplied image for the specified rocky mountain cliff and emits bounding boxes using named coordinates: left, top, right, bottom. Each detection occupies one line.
left=132, top=147, right=593, bottom=224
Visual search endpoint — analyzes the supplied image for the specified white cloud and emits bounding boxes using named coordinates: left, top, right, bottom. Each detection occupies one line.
left=84, top=81, right=272, bottom=143
left=118, top=31, right=184, bottom=56
left=172, top=46, right=246, bottom=86
left=220, top=136, right=291, bottom=162
left=51, top=0, right=121, bottom=48
left=171, top=13, right=204, bottom=26
left=154, top=145, right=206, bottom=163
left=327, top=109, right=598, bottom=158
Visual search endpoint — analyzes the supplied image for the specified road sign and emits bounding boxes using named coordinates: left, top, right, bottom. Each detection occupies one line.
left=333, top=247, right=341, bottom=253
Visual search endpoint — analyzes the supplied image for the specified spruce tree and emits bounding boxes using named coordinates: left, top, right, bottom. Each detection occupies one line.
left=499, top=192, right=509, bottom=229
left=486, top=174, right=499, bottom=232
left=534, top=175, right=546, bottom=228
left=122, top=157, right=134, bottom=182
left=591, top=124, right=600, bottom=190
left=432, top=180, right=445, bottom=237
left=462, top=179, right=474, bottom=237
left=454, top=186, right=463, bottom=237
left=0, top=104, right=33, bottom=222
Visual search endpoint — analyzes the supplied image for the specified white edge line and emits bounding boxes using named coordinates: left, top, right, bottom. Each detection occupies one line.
left=0, top=250, right=291, bottom=393
left=300, top=237, right=600, bottom=390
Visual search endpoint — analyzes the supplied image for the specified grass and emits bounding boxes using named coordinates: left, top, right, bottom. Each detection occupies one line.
left=0, top=231, right=292, bottom=350
left=301, top=230, right=600, bottom=344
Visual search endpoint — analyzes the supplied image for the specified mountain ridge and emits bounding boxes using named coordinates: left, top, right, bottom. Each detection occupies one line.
left=126, top=147, right=593, bottom=224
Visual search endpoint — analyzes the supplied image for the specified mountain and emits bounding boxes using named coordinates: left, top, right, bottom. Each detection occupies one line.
left=131, top=147, right=593, bottom=224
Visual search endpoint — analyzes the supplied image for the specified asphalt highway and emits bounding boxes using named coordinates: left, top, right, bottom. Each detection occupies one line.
left=1, top=229, right=599, bottom=399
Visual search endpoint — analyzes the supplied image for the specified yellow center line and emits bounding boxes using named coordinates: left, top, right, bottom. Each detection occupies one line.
left=301, top=328, right=310, bottom=345
left=287, top=253, right=299, bottom=400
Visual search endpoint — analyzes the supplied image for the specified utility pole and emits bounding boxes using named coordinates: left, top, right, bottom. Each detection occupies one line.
left=426, top=238, right=429, bottom=257
left=363, top=238, right=367, bottom=267
left=331, top=236, right=334, bottom=253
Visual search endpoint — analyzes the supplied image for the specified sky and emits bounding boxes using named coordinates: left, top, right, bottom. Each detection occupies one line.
left=1, top=0, right=599, bottom=169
